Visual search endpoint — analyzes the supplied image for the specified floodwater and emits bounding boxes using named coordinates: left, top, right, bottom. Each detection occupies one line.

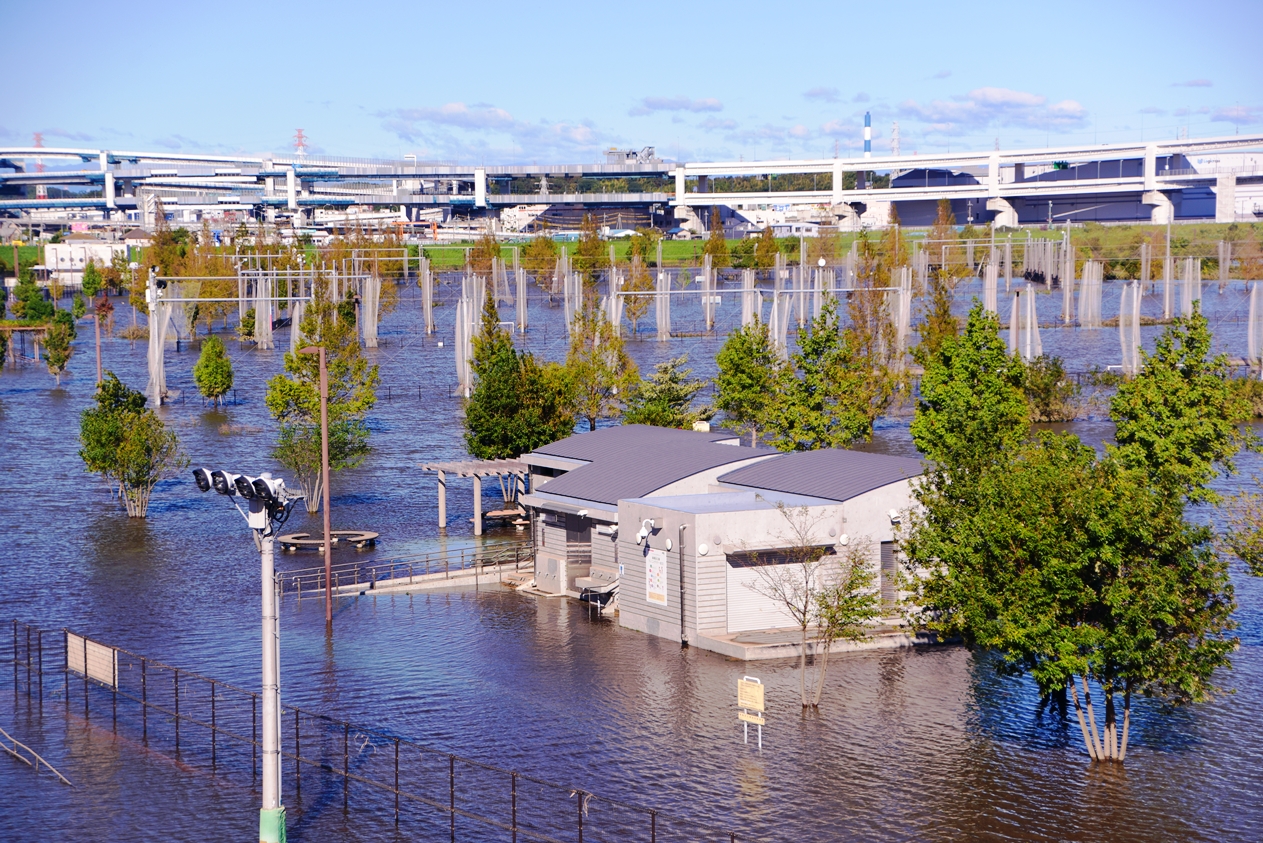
left=2, top=274, right=1262, bottom=842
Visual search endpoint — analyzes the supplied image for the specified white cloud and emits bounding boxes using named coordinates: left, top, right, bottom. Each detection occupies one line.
left=1212, top=105, right=1262, bottom=125
left=629, top=95, right=723, bottom=117
left=788, top=124, right=811, bottom=139
left=700, top=117, right=738, bottom=130
left=379, top=102, right=605, bottom=162
left=39, top=127, right=95, bottom=142
left=932, top=70, right=951, bottom=79
left=804, top=87, right=840, bottom=103
left=899, top=87, right=1088, bottom=134
left=853, top=92, right=871, bottom=103
left=1173, top=78, right=1213, bottom=87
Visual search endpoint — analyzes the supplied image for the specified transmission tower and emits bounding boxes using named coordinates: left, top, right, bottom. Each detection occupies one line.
left=293, top=129, right=307, bottom=158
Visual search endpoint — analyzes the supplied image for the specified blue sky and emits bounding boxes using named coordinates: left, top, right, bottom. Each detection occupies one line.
left=7, top=0, right=1260, bottom=164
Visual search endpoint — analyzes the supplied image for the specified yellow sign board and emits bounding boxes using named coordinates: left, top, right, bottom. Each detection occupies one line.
left=737, top=678, right=764, bottom=712
left=738, top=710, right=765, bottom=726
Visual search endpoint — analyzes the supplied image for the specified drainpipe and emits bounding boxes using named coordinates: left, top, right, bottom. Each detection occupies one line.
left=678, top=524, right=689, bottom=648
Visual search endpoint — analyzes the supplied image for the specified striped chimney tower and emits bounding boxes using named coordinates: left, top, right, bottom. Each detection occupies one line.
left=863, top=112, right=872, bottom=159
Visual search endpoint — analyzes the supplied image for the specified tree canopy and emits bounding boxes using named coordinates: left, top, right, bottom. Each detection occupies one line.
left=622, top=355, right=712, bottom=429
left=715, top=318, right=784, bottom=445
left=193, top=335, right=234, bottom=406
left=265, top=276, right=379, bottom=512
left=464, top=295, right=575, bottom=458
left=566, top=304, right=638, bottom=431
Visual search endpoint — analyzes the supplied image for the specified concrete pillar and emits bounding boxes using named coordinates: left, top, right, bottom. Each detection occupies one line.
left=99, top=150, right=109, bottom=171
left=1143, top=143, right=1158, bottom=192
left=473, top=475, right=482, bottom=536
left=104, top=172, right=116, bottom=209
left=1143, top=191, right=1174, bottom=225
left=986, top=198, right=1018, bottom=228
left=832, top=160, right=843, bottom=205
left=1216, top=174, right=1238, bottom=223
left=697, top=175, right=709, bottom=193
left=437, top=470, right=446, bottom=529
left=674, top=167, right=685, bottom=204
left=286, top=168, right=297, bottom=211
left=1013, top=162, right=1025, bottom=182
left=856, top=169, right=867, bottom=190
left=474, top=168, right=487, bottom=208
left=987, top=153, right=1001, bottom=196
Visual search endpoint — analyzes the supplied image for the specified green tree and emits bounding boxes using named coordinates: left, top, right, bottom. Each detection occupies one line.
left=521, top=233, right=559, bottom=279
left=82, top=259, right=103, bottom=298
left=574, top=213, right=607, bottom=287
left=79, top=372, right=187, bottom=517
left=10, top=276, right=54, bottom=321
left=753, top=225, right=779, bottom=271
left=622, top=355, right=712, bottom=429
left=193, top=335, right=234, bottom=406
left=764, top=297, right=883, bottom=451
left=910, top=302, right=1028, bottom=477
left=566, top=304, right=638, bottom=431
left=1023, top=355, right=1080, bottom=422
left=703, top=209, right=730, bottom=269
left=1110, top=303, right=1246, bottom=504
left=629, top=227, right=662, bottom=266
left=43, top=321, right=74, bottom=385
left=72, top=294, right=87, bottom=320
left=715, top=318, right=784, bottom=445
left=622, top=255, right=654, bottom=334
left=265, top=276, right=379, bottom=513
left=464, top=295, right=576, bottom=459
left=469, top=228, right=500, bottom=276
left=903, top=432, right=1236, bottom=763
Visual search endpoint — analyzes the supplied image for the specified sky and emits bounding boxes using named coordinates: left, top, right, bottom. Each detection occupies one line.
left=6, top=0, right=1261, bottom=165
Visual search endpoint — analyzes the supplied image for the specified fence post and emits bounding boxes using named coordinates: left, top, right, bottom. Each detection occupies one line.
left=174, top=668, right=180, bottom=754
left=651, top=809, right=657, bottom=843
left=211, top=680, right=217, bottom=773
left=295, top=708, right=301, bottom=801
left=83, top=635, right=89, bottom=720
left=343, top=722, right=350, bottom=813
left=26, top=625, right=32, bottom=693
left=511, top=772, right=518, bottom=843
left=37, top=629, right=42, bottom=711
left=11, top=621, right=17, bottom=703
left=449, top=754, right=456, bottom=843
left=142, top=658, right=148, bottom=743
left=394, top=738, right=400, bottom=824
left=252, top=694, right=258, bottom=782
left=577, top=789, right=584, bottom=843
left=63, top=630, right=68, bottom=711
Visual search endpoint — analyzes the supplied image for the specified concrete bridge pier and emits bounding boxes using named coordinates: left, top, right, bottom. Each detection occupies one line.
left=674, top=205, right=704, bottom=237
left=986, top=198, right=1018, bottom=228
left=832, top=202, right=865, bottom=229
left=1216, top=174, right=1237, bottom=222
left=1143, top=191, right=1175, bottom=225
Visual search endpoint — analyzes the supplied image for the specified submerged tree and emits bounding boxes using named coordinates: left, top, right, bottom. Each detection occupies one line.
left=79, top=372, right=188, bottom=518
left=193, top=335, right=234, bottom=407
left=566, top=304, right=638, bottom=431
left=265, top=275, right=379, bottom=513
left=903, top=307, right=1241, bottom=764
left=465, top=295, right=575, bottom=461
left=715, top=318, right=784, bottom=445
left=745, top=503, right=880, bottom=708
left=622, top=355, right=712, bottom=429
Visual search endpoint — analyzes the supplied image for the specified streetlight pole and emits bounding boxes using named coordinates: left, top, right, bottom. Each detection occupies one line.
left=192, top=468, right=301, bottom=843
left=299, top=345, right=333, bottom=626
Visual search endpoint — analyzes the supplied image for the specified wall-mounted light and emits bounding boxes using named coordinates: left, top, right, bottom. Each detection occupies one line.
left=838, top=534, right=850, bottom=546
left=697, top=543, right=709, bottom=556
left=889, top=509, right=901, bottom=525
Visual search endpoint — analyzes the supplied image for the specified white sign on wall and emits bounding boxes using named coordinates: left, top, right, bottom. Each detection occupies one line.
left=645, top=548, right=668, bottom=605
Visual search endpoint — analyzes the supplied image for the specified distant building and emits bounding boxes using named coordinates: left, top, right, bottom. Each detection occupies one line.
left=122, top=228, right=153, bottom=248
left=519, top=426, right=925, bottom=659
left=43, top=238, right=126, bottom=286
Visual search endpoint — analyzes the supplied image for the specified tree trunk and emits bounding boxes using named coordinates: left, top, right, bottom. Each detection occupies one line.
left=1118, top=687, right=1132, bottom=762
left=1069, top=679, right=1099, bottom=761
left=1103, top=691, right=1117, bottom=760
left=812, top=639, right=831, bottom=708
left=799, top=625, right=808, bottom=708
left=1079, top=675, right=1105, bottom=761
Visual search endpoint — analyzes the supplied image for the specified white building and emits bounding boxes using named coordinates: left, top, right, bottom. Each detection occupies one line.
left=43, top=237, right=125, bottom=286
left=519, top=426, right=925, bottom=659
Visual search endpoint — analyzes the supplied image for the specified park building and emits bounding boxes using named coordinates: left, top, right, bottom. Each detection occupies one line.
left=518, top=425, right=925, bottom=660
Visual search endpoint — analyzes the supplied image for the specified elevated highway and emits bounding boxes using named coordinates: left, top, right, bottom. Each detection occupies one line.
left=1, top=133, right=1259, bottom=226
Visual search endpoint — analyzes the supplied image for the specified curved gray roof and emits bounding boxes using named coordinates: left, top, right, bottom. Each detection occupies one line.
left=718, top=449, right=923, bottom=502
left=531, top=425, right=773, bottom=506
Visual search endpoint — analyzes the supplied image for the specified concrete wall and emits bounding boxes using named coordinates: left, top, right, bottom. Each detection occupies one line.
left=617, top=479, right=919, bottom=646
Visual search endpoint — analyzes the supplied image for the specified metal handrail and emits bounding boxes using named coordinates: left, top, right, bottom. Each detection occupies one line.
left=278, top=542, right=531, bottom=597
left=0, top=726, right=72, bottom=786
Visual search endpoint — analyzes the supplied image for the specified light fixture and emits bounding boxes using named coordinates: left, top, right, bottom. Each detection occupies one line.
left=235, top=475, right=259, bottom=499
left=698, top=543, right=709, bottom=556
left=193, top=467, right=212, bottom=493
left=577, top=509, right=588, bottom=518
left=210, top=470, right=239, bottom=496
left=839, top=534, right=850, bottom=546
left=889, top=509, right=901, bottom=524
left=665, top=538, right=673, bottom=551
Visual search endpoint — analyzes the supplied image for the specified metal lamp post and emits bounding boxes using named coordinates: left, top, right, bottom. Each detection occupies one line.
left=298, top=345, right=333, bottom=626
left=192, top=467, right=302, bottom=843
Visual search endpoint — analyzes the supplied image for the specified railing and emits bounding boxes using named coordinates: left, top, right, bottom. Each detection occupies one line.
left=7, top=620, right=753, bottom=843
left=0, top=724, right=72, bottom=785
left=278, top=541, right=533, bottom=598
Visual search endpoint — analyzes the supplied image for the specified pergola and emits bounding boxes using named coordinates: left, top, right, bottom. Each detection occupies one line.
left=420, top=459, right=529, bottom=535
